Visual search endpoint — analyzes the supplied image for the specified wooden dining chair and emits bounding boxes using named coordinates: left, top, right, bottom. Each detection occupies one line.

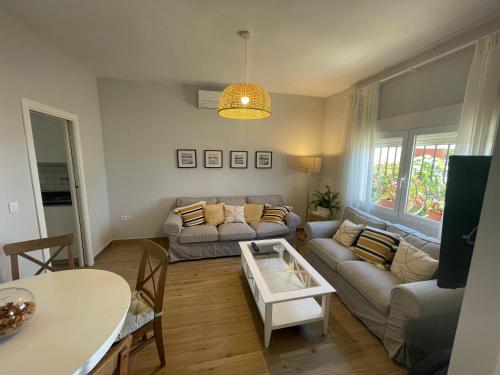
left=129, top=239, right=169, bottom=366
left=90, top=335, right=132, bottom=375
left=3, top=233, right=75, bottom=280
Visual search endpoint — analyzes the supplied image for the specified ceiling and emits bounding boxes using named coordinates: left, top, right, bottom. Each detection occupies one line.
left=2, top=0, right=500, bottom=97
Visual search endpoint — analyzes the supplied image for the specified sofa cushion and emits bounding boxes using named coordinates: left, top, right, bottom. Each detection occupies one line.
left=391, top=241, right=439, bottom=283
left=262, top=204, right=292, bottom=225
left=224, top=205, right=246, bottom=223
left=333, top=219, right=364, bottom=247
left=308, top=238, right=358, bottom=270
left=404, top=234, right=441, bottom=260
left=218, top=223, right=256, bottom=241
left=174, top=201, right=206, bottom=227
left=179, top=224, right=218, bottom=244
left=217, top=196, right=246, bottom=205
left=177, top=197, right=216, bottom=207
left=246, top=195, right=283, bottom=206
left=351, top=227, right=400, bottom=269
left=203, top=203, right=225, bottom=225
left=338, top=260, right=402, bottom=315
left=244, top=203, right=264, bottom=226
left=342, top=207, right=387, bottom=230
left=251, top=222, right=290, bottom=239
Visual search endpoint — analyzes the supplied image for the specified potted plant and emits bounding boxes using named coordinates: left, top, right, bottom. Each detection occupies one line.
left=427, top=200, right=444, bottom=221
left=309, top=185, right=342, bottom=217
left=379, top=178, right=398, bottom=209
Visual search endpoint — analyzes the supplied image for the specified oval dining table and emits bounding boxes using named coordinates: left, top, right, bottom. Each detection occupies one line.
left=0, top=269, right=131, bottom=375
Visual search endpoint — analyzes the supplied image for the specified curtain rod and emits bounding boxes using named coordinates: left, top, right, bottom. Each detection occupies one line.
left=377, top=40, right=476, bottom=84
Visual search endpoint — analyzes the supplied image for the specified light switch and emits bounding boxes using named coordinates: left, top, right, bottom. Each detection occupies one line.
left=8, top=201, right=19, bottom=213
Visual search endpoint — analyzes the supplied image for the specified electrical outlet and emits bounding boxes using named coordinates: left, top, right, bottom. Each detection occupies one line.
left=8, top=201, right=19, bottom=213
left=120, top=215, right=132, bottom=221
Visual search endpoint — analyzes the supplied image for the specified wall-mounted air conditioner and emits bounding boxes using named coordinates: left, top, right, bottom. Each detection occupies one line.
left=198, top=90, right=221, bottom=109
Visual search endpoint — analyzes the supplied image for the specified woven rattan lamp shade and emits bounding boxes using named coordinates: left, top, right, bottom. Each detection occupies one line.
left=218, top=83, right=271, bottom=120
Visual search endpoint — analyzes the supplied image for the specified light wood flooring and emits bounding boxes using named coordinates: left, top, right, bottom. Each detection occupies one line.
left=93, top=238, right=405, bottom=375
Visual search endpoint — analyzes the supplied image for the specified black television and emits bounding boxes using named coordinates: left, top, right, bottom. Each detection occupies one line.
left=438, top=155, right=492, bottom=289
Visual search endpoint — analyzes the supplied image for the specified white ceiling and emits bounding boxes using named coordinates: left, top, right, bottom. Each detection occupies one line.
left=2, top=0, right=500, bottom=97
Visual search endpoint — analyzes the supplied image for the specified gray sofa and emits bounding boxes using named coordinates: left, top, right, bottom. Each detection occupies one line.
left=163, top=195, right=301, bottom=262
left=304, top=207, right=465, bottom=367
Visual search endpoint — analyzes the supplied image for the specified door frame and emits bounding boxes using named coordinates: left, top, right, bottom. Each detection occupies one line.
left=21, top=97, right=94, bottom=266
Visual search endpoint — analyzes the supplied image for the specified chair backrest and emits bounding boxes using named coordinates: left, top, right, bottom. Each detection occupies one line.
left=89, top=335, right=132, bottom=375
left=135, top=239, right=169, bottom=314
left=3, top=233, right=75, bottom=280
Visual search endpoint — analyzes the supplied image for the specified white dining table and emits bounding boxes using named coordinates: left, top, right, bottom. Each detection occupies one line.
left=0, top=269, right=131, bottom=375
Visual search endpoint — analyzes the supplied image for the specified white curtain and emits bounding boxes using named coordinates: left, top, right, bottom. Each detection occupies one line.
left=456, top=30, right=500, bottom=155
left=340, top=83, right=379, bottom=211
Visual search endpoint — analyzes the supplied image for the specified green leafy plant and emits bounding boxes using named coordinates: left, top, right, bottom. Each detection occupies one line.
left=309, top=185, right=342, bottom=216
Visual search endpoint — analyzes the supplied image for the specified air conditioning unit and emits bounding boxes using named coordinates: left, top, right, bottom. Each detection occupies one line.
left=198, top=90, right=221, bottom=109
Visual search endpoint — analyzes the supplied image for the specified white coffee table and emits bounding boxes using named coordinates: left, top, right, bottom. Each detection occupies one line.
left=239, top=238, right=335, bottom=348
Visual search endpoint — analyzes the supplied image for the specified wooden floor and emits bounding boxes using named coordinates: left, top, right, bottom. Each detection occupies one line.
left=93, top=238, right=405, bottom=375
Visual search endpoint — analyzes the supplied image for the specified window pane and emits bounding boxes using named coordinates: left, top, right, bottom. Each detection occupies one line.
left=371, top=137, right=403, bottom=209
left=405, top=132, right=457, bottom=222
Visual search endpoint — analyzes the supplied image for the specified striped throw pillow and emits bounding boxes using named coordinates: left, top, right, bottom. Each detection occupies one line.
left=174, top=201, right=206, bottom=227
left=351, top=227, right=400, bottom=269
left=261, top=204, right=292, bottom=225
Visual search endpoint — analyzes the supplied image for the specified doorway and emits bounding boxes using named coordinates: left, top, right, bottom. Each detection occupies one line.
left=22, top=98, right=93, bottom=267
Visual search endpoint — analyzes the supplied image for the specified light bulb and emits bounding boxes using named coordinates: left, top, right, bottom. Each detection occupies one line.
left=240, top=96, right=250, bottom=105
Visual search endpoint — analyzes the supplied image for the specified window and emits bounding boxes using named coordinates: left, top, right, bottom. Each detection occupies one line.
left=371, top=128, right=457, bottom=232
left=371, top=137, right=403, bottom=210
left=405, top=132, right=456, bottom=222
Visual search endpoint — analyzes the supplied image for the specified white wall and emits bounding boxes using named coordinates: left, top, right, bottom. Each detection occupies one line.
left=98, top=78, right=325, bottom=239
left=448, top=130, right=500, bottom=375
left=0, top=8, right=111, bottom=281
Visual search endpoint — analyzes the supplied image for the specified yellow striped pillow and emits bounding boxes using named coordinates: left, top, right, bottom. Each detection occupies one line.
left=174, top=201, right=206, bottom=227
left=351, top=227, right=400, bottom=269
left=261, top=204, right=292, bottom=225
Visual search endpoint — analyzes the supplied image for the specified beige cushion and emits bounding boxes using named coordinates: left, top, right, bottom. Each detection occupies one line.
left=390, top=241, right=439, bottom=283
left=244, top=203, right=264, bottom=226
left=115, top=291, right=154, bottom=342
left=203, top=203, right=224, bottom=225
left=261, top=204, right=292, bottom=225
left=351, top=227, right=400, bottom=269
left=174, top=200, right=206, bottom=227
left=333, top=219, right=364, bottom=247
left=224, top=205, right=246, bottom=223
left=179, top=224, right=218, bottom=244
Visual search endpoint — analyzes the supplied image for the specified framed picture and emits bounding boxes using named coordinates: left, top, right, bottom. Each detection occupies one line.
left=177, top=149, right=197, bottom=168
left=255, top=151, right=272, bottom=169
left=204, top=150, right=223, bottom=168
left=230, top=151, right=248, bottom=169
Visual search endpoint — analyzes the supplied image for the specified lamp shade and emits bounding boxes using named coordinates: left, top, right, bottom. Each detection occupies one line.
left=299, top=156, right=322, bottom=173
left=218, top=83, right=271, bottom=120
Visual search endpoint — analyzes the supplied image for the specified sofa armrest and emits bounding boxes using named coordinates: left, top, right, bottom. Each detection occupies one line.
left=391, top=279, right=464, bottom=320
left=383, top=279, right=464, bottom=364
left=304, top=220, right=341, bottom=239
left=285, top=212, right=301, bottom=228
left=163, top=212, right=183, bottom=237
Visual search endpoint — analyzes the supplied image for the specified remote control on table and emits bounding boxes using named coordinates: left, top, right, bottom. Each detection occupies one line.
left=251, top=242, right=259, bottom=252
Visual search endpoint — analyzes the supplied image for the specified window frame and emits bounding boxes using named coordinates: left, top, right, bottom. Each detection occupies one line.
left=372, top=125, right=457, bottom=237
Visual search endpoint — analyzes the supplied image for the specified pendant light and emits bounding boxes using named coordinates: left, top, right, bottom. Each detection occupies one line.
left=218, top=30, right=271, bottom=120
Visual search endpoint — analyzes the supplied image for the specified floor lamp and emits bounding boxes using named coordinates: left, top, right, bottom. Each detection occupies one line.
left=298, top=156, right=322, bottom=222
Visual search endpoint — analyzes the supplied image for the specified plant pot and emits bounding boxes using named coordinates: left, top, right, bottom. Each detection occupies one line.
left=379, top=199, right=395, bottom=209
left=315, top=207, right=331, bottom=218
left=427, top=211, right=443, bottom=222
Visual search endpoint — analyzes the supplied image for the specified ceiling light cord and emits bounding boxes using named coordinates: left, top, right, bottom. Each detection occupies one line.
left=243, top=34, right=247, bottom=84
